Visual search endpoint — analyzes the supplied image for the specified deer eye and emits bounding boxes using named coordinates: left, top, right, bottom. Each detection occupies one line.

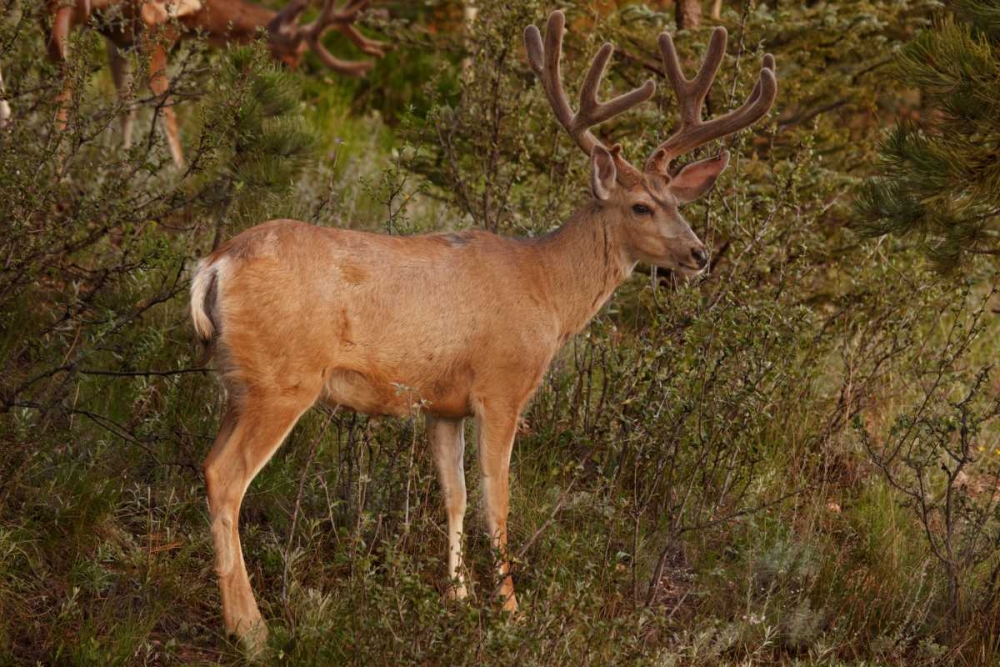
left=632, top=204, right=653, bottom=216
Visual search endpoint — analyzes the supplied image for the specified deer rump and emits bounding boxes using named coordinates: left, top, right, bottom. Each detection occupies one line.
left=191, top=219, right=557, bottom=420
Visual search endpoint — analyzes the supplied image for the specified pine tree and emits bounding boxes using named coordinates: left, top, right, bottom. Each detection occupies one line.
left=855, top=1, right=1000, bottom=266
left=194, top=46, right=318, bottom=249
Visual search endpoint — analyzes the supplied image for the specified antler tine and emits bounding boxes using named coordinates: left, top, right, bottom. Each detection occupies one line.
left=306, top=42, right=377, bottom=76
left=658, top=27, right=727, bottom=125
left=577, top=43, right=613, bottom=124
left=744, top=53, right=776, bottom=107
left=310, top=0, right=387, bottom=58
left=525, top=11, right=655, bottom=185
left=578, top=44, right=658, bottom=130
left=525, top=12, right=573, bottom=129
left=278, top=0, right=385, bottom=76
left=308, top=0, right=339, bottom=34
left=334, top=22, right=387, bottom=57
left=304, top=0, right=367, bottom=37
left=647, top=33, right=777, bottom=175
left=269, top=0, right=310, bottom=34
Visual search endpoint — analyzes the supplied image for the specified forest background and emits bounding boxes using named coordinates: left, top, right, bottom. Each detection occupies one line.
left=3, top=0, right=1000, bottom=664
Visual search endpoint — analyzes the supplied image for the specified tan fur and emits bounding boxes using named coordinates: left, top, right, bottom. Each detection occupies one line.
left=191, top=10, right=776, bottom=652
left=140, top=0, right=204, bottom=24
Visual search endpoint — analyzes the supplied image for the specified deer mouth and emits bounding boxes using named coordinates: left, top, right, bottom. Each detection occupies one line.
left=676, top=262, right=707, bottom=276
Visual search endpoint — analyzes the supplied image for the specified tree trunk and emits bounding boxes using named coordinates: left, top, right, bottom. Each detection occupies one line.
left=676, top=0, right=702, bottom=29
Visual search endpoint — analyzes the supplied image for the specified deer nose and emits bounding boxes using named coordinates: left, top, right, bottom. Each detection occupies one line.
left=691, top=246, right=709, bottom=269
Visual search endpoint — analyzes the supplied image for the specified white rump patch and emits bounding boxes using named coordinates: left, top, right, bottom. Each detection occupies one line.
left=190, top=257, right=228, bottom=342
left=0, top=64, right=11, bottom=129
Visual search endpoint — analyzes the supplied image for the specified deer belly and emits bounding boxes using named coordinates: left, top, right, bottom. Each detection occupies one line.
left=320, top=365, right=472, bottom=419
left=321, top=368, right=410, bottom=417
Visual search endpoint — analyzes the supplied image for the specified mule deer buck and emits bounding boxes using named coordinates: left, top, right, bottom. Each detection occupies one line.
left=39, top=0, right=384, bottom=168
left=190, top=10, right=776, bottom=649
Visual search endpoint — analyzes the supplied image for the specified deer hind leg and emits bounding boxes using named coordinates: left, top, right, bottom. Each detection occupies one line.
left=145, top=44, right=184, bottom=168
left=203, top=389, right=315, bottom=651
left=475, top=404, right=520, bottom=613
left=48, top=5, right=76, bottom=132
left=427, top=415, right=468, bottom=600
left=106, top=41, right=136, bottom=148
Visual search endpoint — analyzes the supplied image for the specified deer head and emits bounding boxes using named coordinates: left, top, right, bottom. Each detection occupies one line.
left=525, top=11, right=777, bottom=275
left=267, top=0, right=386, bottom=74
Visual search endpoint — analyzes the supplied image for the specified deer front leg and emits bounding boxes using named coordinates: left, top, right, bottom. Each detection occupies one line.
left=427, top=415, right=468, bottom=600
left=106, top=41, right=136, bottom=149
left=146, top=43, right=184, bottom=169
left=475, top=405, right=519, bottom=613
left=48, top=4, right=76, bottom=133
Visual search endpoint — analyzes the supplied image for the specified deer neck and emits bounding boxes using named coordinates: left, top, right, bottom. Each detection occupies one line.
left=189, top=1, right=277, bottom=41
left=532, top=204, right=634, bottom=340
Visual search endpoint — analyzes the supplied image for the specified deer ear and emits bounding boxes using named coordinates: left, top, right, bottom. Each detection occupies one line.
left=668, top=151, right=730, bottom=203
left=591, top=145, right=617, bottom=201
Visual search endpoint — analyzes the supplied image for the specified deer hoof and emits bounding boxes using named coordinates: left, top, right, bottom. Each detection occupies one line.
left=235, top=619, right=268, bottom=661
